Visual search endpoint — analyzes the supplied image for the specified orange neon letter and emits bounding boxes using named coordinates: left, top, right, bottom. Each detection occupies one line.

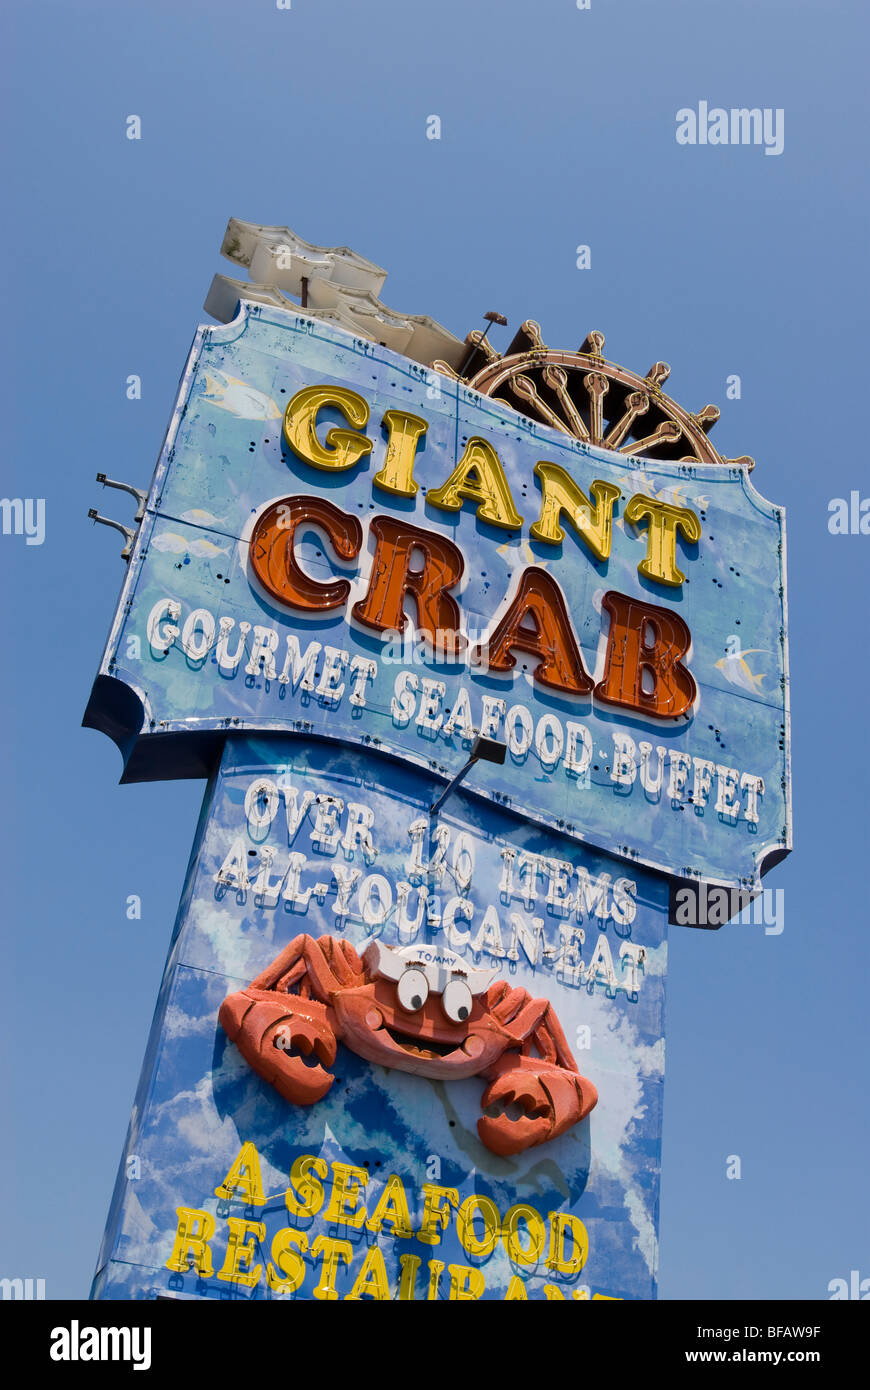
left=478, top=568, right=593, bottom=696
left=595, top=591, right=696, bottom=719
left=351, top=516, right=465, bottom=652
left=249, top=495, right=362, bottom=610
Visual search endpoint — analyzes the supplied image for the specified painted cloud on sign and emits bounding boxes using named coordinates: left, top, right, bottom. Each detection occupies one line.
left=104, top=744, right=667, bottom=1299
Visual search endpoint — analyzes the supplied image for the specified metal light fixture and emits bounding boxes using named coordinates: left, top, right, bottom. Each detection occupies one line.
left=429, top=734, right=507, bottom=816
left=95, top=472, right=148, bottom=522
left=457, top=311, right=508, bottom=377
left=87, top=509, right=137, bottom=561
left=88, top=473, right=148, bottom=561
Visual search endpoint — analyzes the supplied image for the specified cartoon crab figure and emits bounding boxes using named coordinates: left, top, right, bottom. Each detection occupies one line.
left=219, top=935, right=597, bottom=1157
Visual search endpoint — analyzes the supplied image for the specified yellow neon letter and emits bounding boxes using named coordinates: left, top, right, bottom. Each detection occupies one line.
left=397, top=1253, right=422, bottom=1301
left=214, top=1141, right=265, bottom=1206
left=448, top=1264, right=486, bottom=1299
left=345, top=1246, right=391, bottom=1301
left=283, top=384, right=373, bottom=472
left=504, top=1275, right=529, bottom=1300
left=322, top=1162, right=369, bottom=1229
left=310, top=1235, right=353, bottom=1300
left=456, top=1194, right=501, bottom=1259
left=624, top=494, right=701, bottom=586
left=530, top=463, right=621, bottom=559
left=546, top=1212, right=589, bottom=1275
left=365, top=1173, right=415, bottom=1239
left=266, top=1229, right=308, bottom=1295
left=416, top=1184, right=459, bottom=1246
left=217, top=1216, right=265, bottom=1288
left=165, top=1206, right=215, bottom=1277
left=427, top=437, right=523, bottom=529
left=284, top=1154, right=328, bottom=1219
left=373, top=410, right=428, bottom=496
left=503, top=1203, right=547, bottom=1265
left=426, top=1259, right=445, bottom=1299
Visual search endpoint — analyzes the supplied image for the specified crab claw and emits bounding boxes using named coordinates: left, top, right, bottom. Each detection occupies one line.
left=478, top=1057, right=597, bottom=1157
left=479, top=1069, right=554, bottom=1156
left=219, top=989, right=337, bottom=1105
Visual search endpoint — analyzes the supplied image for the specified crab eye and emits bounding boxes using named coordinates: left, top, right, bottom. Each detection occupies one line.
left=397, top=968, right=429, bottom=1012
left=442, top=978, right=473, bottom=1023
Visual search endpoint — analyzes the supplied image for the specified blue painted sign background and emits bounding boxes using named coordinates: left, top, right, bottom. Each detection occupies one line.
left=92, top=737, right=667, bottom=1302
left=85, top=303, right=791, bottom=889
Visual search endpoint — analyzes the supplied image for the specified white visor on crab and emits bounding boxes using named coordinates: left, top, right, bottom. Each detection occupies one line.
left=362, top=940, right=496, bottom=998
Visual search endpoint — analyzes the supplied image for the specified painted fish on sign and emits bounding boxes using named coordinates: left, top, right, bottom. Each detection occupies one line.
left=84, top=278, right=792, bottom=1304
left=85, top=304, right=790, bottom=890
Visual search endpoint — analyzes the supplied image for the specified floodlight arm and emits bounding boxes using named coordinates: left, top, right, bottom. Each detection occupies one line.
left=96, top=473, right=148, bottom=522
left=88, top=509, right=136, bottom=561
left=429, top=735, right=506, bottom=816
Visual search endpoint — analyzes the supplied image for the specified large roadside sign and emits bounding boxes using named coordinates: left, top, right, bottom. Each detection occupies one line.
left=86, top=296, right=789, bottom=1301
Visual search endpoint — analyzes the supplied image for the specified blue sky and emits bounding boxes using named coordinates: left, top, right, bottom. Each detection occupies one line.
left=2, top=0, right=867, bottom=1299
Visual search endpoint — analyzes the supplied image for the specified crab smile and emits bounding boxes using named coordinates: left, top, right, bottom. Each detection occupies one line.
left=383, top=1025, right=462, bottom=1060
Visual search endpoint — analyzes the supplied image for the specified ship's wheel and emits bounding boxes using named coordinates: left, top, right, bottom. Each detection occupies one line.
left=433, top=320, right=752, bottom=470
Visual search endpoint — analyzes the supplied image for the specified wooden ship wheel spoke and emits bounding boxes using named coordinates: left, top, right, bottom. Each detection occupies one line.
left=433, top=320, right=753, bottom=469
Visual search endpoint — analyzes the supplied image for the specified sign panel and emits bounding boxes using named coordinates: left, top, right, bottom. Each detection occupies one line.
left=87, top=291, right=791, bottom=1303
left=93, top=737, right=667, bottom=1302
left=85, top=303, right=791, bottom=890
